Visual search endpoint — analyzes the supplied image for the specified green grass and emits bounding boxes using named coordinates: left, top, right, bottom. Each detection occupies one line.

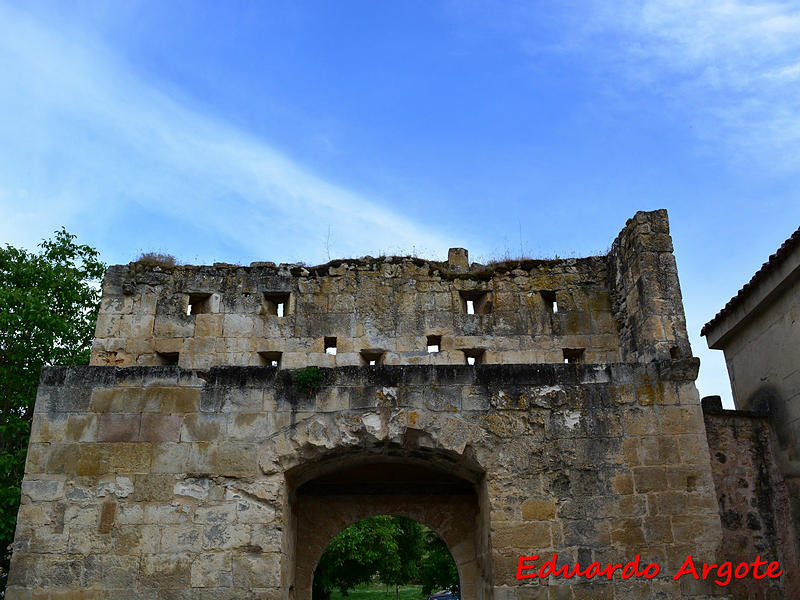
left=330, top=583, right=427, bottom=600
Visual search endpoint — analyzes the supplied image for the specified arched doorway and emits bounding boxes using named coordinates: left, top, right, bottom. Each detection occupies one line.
left=287, top=448, right=490, bottom=599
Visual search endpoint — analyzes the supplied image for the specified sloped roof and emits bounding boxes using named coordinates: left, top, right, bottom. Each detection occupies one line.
left=701, top=225, right=800, bottom=337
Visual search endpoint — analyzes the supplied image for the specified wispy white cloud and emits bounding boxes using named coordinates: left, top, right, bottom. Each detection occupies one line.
left=0, top=5, right=453, bottom=263
left=579, top=0, right=800, bottom=168
left=447, top=0, right=800, bottom=170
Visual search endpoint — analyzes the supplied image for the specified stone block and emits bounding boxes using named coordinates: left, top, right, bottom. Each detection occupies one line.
left=150, top=442, right=190, bottom=473
left=610, top=517, right=645, bottom=546
left=632, top=466, right=666, bottom=493
left=144, top=503, right=192, bottom=525
left=215, top=443, right=260, bottom=477
left=132, top=473, right=176, bottom=502
left=76, top=444, right=111, bottom=476
left=195, top=314, right=223, bottom=338
left=45, top=387, right=93, bottom=413
left=160, top=524, right=204, bottom=552
left=153, top=315, right=195, bottom=338
left=139, top=413, right=182, bottom=442
left=203, top=523, right=250, bottom=551
left=44, top=443, right=79, bottom=475
left=108, top=443, right=152, bottom=474
left=228, top=413, right=270, bottom=441
left=91, top=388, right=156, bottom=413
left=181, top=414, right=225, bottom=442
left=152, top=336, right=184, bottom=355
left=98, top=414, right=140, bottom=442
left=191, top=552, right=231, bottom=588
left=186, top=442, right=218, bottom=474
left=140, top=554, right=191, bottom=589
left=521, top=499, right=556, bottom=521
left=98, top=500, right=117, bottom=533
left=21, top=479, right=65, bottom=503
left=29, top=413, right=68, bottom=443
left=232, top=553, right=281, bottom=589
left=65, top=414, right=99, bottom=442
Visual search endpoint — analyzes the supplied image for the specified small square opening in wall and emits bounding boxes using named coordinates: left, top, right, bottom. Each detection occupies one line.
left=187, top=293, right=211, bottom=315
left=541, top=290, right=558, bottom=313
left=360, top=350, right=384, bottom=366
left=324, top=337, right=337, bottom=355
left=259, top=351, right=282, bottom=368
left=156, top=352, right=179, bottom=366
left=462, top=348, right=485, bottom=365
left=459, top=290, right=491, bottom=315
left=562, top=348, right=585, bottom=364
left=427, top=335, right=441, bottom=353
left=263, top=292, right=290, bottom=317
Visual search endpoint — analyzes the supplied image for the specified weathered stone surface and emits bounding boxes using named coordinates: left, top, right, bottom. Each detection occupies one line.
left=9, top=210, right=762, bottom=599
left=703, top=406, right=800, bottom=599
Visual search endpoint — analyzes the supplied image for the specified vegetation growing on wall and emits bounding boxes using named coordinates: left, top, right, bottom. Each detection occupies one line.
left=294, top=366, right=324, bottom=394
left=133, top=251, right=177, bottom=268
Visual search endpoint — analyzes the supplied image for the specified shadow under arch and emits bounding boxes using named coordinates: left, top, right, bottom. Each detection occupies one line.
left=287, top=446, right=491, bottom=600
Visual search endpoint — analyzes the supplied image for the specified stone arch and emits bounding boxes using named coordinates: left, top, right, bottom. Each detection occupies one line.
left=255, top=408, right=494, bottom=599
left=289, top=453, right=487, bottom=600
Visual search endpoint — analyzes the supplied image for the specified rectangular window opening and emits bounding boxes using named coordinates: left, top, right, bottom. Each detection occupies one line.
left=156, top=352, right=179, bottom=366
left=263, top=292, right=291, bottom=317
left=427, top=335, right=442, bottom=354
left=360, top=350, right=384, bottom=366
left=187, top=293, right=211, bottom=315
left=562, top=348, right=585, bottom=364
left=259, top=351, right=282, bottom=368
left=324, top=337, right=337, bottom=356
left=463, top=348, right=485, bottom=365
left=459, top=290, right=491, bottom=315
left=541, top=291, right=558, bottom=314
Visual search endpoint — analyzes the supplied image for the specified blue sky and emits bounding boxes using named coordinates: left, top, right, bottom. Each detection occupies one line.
left=2, top=0, right=800, bottom=406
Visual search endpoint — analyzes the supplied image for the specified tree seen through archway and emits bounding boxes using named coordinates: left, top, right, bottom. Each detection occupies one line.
left=312, top=515, right=459, bottom=600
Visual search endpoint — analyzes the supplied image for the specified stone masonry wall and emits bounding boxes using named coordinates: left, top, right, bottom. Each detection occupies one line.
left=702, top=399, right=800, bottom=599
left=91, top=256, right=621, bottom=370
left=89, top=210, right=690, bottom=372
left=7, top=209, right=738, bottom=599
left=608, top=210, right=692, bottom=364
left=8, top=361, right=724, bottom=599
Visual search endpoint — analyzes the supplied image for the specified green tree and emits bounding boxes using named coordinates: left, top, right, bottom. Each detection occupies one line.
left=376, top=517, right=423, bottom=599
left=0, top=229, right=105, bottom=589
left=419, top=529, right=459, bottom=595
left=312, top=515, right=459, bottom=600
left=313, top=516, right=402, bottom=599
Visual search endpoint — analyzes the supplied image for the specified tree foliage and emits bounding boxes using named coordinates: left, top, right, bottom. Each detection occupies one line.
left=0, top=229, right=105, bottom=588
left=312, top=515, right=458, bottom=600
left=419, top=529, right=459, bottom=595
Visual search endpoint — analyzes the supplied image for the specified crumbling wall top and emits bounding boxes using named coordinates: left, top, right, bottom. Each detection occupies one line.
left=91, top=210, right=690, bottom=369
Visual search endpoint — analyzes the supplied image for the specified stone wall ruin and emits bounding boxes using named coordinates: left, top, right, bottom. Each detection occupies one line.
left=8, top=209, right=786, bottom=599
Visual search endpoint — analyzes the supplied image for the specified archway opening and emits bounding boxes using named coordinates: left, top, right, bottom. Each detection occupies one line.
left=312, top=515, right=459, bottom=600
left=288, top=449, right=490, bottom=599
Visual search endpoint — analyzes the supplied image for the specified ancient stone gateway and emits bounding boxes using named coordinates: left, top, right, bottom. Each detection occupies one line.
left=8, top=210, right=731, bottom=598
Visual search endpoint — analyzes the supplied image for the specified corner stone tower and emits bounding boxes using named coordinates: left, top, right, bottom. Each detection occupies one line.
left=8, top=210, right=727, bottom=599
